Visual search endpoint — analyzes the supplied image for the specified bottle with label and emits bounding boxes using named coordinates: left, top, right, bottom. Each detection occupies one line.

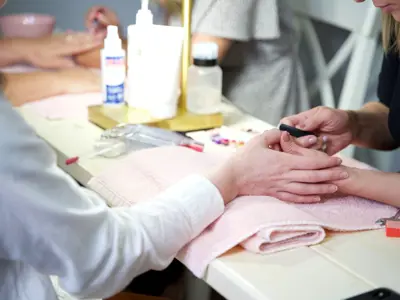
left=187, top=42, right=222, bottom=115
left=101, top=25, right=126, bottom=106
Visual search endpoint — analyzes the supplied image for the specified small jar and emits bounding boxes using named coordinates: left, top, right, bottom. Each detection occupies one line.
left=187, top=42, right=222, bottom=115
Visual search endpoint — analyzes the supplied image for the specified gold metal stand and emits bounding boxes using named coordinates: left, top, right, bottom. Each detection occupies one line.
left=88, top=0, right=223, bottom=131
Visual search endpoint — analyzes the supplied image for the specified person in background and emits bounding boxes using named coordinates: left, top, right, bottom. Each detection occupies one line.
left=0, top=3, right=107, bottom=106
left=279, top=0, right=400, bottom=209
left=79, top=0, right=308, bottom=125
left=0, top=73, right=346, bottom=299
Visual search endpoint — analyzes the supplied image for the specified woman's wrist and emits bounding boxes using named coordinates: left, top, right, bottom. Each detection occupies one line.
left=1, top=38, right=31, bottom=64
left=346, top=110, right=361, bottom=145
left=206, top=161, right=239, bottom=205
left=335, top=166, right=363, bottom=196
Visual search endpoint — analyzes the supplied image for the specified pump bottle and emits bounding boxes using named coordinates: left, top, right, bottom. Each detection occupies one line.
left=126, top=0, right=153, bottom=109
left=101, top=25, right=126, bottom=106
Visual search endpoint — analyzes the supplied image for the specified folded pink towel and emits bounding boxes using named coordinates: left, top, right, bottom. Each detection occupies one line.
left=22, top=93, right=102, bottom=120
left=88, top=146, right=397, bottom=277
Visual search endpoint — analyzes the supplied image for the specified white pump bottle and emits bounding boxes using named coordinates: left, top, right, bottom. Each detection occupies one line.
left=101, top=25, right=126, bottom=106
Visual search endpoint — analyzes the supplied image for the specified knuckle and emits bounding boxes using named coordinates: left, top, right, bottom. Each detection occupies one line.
left=305, top=172, right=316, bottom=182
left=319, top=184, right=337, bottom=194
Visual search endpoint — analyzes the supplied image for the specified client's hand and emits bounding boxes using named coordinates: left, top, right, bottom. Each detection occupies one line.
left=12, top=33, right=103, bottom=69
left=207, top=129, right=348, bottom=205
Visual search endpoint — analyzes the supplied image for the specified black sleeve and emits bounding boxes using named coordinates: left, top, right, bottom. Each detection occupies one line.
left=377, top=50, right=399, bottom=108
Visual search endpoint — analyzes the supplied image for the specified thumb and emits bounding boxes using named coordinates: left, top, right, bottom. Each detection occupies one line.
left=261, top=129, right=282, bottom=147
left=280, top=131, right=303, bottom=155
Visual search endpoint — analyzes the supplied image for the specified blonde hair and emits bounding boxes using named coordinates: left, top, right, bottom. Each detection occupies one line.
left=382, top=13, right=400, bottom=52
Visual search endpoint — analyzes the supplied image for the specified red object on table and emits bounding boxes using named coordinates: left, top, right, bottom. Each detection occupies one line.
left=65, top=156, right=79, bottom=165
left=385, top=220, right=400, bottom=238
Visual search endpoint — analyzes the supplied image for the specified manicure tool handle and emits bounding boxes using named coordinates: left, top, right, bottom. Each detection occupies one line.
left=278, top=124, right=315, bottom=138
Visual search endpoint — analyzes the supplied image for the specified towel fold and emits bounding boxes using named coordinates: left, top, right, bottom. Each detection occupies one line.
left=88, top=146, right=397, bottom=277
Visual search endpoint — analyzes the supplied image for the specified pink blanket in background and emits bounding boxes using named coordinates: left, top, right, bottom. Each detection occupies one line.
left=22, top=92, right=102, bottom=120
left=87, top=146, right=397, bottom=277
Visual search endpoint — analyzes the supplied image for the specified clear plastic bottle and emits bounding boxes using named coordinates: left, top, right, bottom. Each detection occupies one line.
left=187, top=42, right=222, bottom=115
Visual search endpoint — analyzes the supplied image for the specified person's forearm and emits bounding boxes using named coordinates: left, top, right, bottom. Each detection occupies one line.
left=3, top=72, right=64, bottom=106
left=337, top=167, right=400, bottom=207
left=349, top=101, right=397, bottom=150
left=74, top=39, right=127, bottom=69
left=0, top=38, right=28, bottom=67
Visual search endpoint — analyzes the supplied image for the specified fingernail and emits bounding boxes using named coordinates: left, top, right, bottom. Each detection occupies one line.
left=336, top=158, right=342, bottom=164
left=282, top=132, right=290, bottom=142
left=308, top=136, right=317, bottom=144
left=340, top=172, right=349, bottom=179
left=314, top=196, right=321, bottom=202
left=322, top=136, right=328, bottom=142
left=330, top=185, right=338, bottom=193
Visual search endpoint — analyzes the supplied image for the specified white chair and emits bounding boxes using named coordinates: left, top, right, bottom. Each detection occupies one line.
left=287, top=0, right=381, bottom=157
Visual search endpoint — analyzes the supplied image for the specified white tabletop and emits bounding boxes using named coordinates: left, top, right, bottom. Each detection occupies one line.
left=18, top=104, right=400, bottom=300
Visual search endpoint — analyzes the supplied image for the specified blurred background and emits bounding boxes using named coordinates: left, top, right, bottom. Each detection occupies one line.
left=1, top=0, right=396, bottom=172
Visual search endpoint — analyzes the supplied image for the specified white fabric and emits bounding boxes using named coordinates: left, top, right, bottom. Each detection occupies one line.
left=0, top=95, right=224, bottom=300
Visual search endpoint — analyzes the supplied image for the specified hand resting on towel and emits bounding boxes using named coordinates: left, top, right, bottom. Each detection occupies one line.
left=207, top=129, right=348, bottom=204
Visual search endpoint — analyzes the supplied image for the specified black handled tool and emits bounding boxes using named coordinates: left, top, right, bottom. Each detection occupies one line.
left=278, top=124, right=315, bottom=138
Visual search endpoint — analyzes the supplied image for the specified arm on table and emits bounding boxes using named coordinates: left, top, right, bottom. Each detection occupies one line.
left=0, top=38, right=27, bottom=67
left=3, top=72, right=65, bottom=106
left=0, top=99, right=224, bottom=299
left=73, top=34, right=232, bottom=69
left=337, top=167, right=400, bottom=208
left=74, top=39, right=127, bottom=69
left=350, top=101, right=397, bottom=150
left=3, top=67, right=101, bottom=106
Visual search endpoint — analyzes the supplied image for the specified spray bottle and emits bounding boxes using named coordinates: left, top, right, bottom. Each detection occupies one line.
left=101, top=25, right=126, bottom=106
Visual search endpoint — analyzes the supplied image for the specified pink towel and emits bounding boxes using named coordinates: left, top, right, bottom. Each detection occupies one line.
left=22, top=92, right=102, bottom=120
left=87, top=146, right=397, bottom=277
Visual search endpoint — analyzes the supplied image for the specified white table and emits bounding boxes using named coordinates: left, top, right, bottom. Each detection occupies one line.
left=18, top=104, right=400, bottom=300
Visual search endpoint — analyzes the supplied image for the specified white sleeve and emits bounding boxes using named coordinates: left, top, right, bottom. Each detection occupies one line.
left=0, top=98, right=224, bottom=299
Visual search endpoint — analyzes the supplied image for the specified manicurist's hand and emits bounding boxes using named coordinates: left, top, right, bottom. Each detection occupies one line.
left=207, top=129, right=347, bottom=205
left=280, top=106, right=356, bottom=155
left=85, top=6, right=120, bottom=36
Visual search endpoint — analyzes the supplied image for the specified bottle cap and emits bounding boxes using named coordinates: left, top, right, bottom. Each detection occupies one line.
left=192, top=42, right=219, bottom=60
left=136, top=0, right=154, bottom=26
